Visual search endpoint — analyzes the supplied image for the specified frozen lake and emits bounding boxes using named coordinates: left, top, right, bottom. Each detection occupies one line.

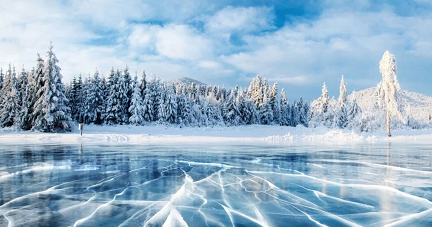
left=0, top=143, right=431, bottom=227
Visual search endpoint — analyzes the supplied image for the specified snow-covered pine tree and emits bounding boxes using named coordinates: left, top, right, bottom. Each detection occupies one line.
left=235, top=89, right=246, bottom=126
left=292, top=100, right=300, bottom=126
left=176, top=94, right=192, bottom=127
left=32, top=43, right=71, bottom=132
left=338, top=75, right=348, bottom=106
left=205, top=93, right=223, bottom=126
left=164, top=84, right=177, bottom=124
left=16, top=67, right=28, bottom=108
left=140, top=70, right=146, bottom=98
left=93, top=70, right=104, bottom=124
left=142, top=78, right=154, bottom=122
left=260, top=92, right=273, bottom=125
left=269, top=83, right=279, bottom=124
left=66, top=76, right=77, bottom=118
left=128, top=75, right=145, bottom=125
left=301, top=100, right=309, bottom=127
left=29, top=54, right=45, bottom=126
left=378, top=50, right=404, bottom=137
left=308, top=83, right=330, bottom=128
left=336, top=104, right=348, bottom=128
left=118, top=68, right=130, bottom=124
left=0, top=68, right=3, bottom=96
left=83, top=70, right=104, bottom=124
left=14, top=66, right=30, bottom=130
left=16, top=67, right=35, bottom=130
left=122, top=66, right=132, bottom=118
left=82, top=76, right=92, bottom=123
left=297, top=98, right=308, bottom=127
left=0, top=64, right=19, bottom=128
left=335, top=75, right=349, bottom=128
left=157, top=84, right=167, bottom=123
left=279, top=88, right=289, bottom=126
left=346, top=97, right=362, bottom=130
left=99, top=75, right=108, bottom=123
left=150, top=76, right=162, bottom=121
left=70, top=74, right=84, bottom=121
left=222, top=89, right=240, bottom=126
left=105, top=68, right=121, bottom=125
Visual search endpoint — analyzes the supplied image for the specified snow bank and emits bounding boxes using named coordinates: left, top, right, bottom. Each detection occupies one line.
left=1, top=124, right=432, bottom=145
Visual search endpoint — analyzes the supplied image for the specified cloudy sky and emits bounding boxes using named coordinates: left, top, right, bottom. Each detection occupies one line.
left=1, top=0, right=431, bottom=101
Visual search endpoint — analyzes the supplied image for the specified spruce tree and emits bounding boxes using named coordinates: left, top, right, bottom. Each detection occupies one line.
left=142, top=79, right=154, bottom=122
left=0, top=68, right=3, bottom=96
left=140, top=70, right=147, bottom=98
left=165, top=84, right=178, bottom=124
left=129, top=76, right=145, bottom=125
left=99, top=75, right=108, bottom=123
left=118, top=69, right=130, bottom=124
left=0, top=64, right=19, bottom=127
left=279, top=88, right=289, bottom=126
left=16, top=68, right=35, bottom=130
left=32, top=43, right=71, bottom=132
left=105, top=68, right=121, bottom=125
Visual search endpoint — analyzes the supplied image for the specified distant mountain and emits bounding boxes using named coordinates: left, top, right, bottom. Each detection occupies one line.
left=349, top=88, right=432, bottom=121
left=167, top=77, right=206, bottom=87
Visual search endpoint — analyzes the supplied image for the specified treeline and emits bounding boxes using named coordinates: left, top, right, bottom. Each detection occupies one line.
left=66, top=71, right=310, bottom=128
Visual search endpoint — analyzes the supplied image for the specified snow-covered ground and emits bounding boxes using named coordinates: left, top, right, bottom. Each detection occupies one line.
left=1, top=124, right=432, bottom=145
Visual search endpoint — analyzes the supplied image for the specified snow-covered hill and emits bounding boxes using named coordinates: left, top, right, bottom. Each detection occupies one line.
left=167, top=77, right=206, bottom=87
left=349, top=88, right=432, bottom=121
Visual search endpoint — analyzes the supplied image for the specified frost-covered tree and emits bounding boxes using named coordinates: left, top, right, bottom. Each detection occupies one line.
left=140, top=70, right=147, bottom=98
left=118, top=68, right=130, bottom=124
left=164, top=84, right=178, bottom=124
left=177, top=94, right=192, bottom=127
left=105, top=68, right=122, bottom=125
left=99, top=75, right=108, bottom=122
left=260, top=92, right=273, bottom=125
left=157, top=84, right=167, bottom=123
left=0, top=68, right=3, bottom=96
left=0, top=64, right=19, bottom=127
left=378, top=50, right=403, bottom=137
left=309, top=83, right=332, bottom=128
left=335, top=75, right=349, bottom=128
left=142, top=78, right=154, bottom=122
left=338, top=75, right=348, bottom=106
left=15, top=67, right=32, bottom=129
left=32, top=44, right=71, bottom=132
left=82, top=76, right=92, bottom=123
left=269, top=83, right=279, bottom=124
left=222, top=89, right=240, bottom=126
left=279, top=88, right=290, bottom=126
left=128, top=76, right=145, bottom=125
left=83, top=70, right=104, bottom=124
left=346, top=97, right=362, bottom=130
left=16, top=67, right=28, bottom=108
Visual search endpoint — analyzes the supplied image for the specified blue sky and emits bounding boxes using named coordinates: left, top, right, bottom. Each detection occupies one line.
left=1, top=0, right=432, bottom=101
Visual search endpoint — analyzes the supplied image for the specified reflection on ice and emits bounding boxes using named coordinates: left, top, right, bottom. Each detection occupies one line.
left=0, top=143, right=431, bottom=226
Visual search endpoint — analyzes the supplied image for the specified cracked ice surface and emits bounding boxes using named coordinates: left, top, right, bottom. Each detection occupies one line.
left=0, top=143, right=432, bottom=227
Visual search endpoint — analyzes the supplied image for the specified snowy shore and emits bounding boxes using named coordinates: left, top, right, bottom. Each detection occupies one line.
left=1, top=124, right=432, bottom=145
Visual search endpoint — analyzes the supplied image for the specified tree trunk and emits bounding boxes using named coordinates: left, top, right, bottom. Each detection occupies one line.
left=387, top=109, right=391, bottom=137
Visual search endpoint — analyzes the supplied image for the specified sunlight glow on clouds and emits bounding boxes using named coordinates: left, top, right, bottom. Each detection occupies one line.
left=1, top=0, right=432, bottom=100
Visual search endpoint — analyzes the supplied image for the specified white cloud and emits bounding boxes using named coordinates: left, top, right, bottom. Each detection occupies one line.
left=205, top=6, right=274, bottom=34
left=198, top=60, right=221, bottom=69
left=156, top=24, right=213, bottom=60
